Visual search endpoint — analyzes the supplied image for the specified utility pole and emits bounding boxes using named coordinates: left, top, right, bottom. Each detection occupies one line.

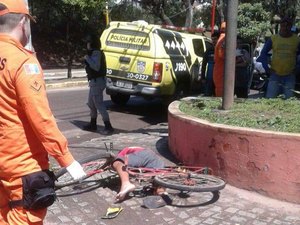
left=105, top=1, right=109, bottom=26
left=222, top=0, right=239, bottom=110
left=211, top=0, right=216, bottom=35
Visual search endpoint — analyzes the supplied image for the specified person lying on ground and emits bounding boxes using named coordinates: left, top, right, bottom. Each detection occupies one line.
left=112, top=146, right=166, bottom=201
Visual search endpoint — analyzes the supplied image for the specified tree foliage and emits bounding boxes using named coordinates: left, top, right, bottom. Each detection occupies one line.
left=110, top=1, right=157, bottom=24
left=26, top=0, right=299, bottom=70
left=29, top=0, right=107, bottom=70
left=237, top=3, right=270, bottom=42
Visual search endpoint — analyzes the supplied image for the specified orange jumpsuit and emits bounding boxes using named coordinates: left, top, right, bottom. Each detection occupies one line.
left=0, top=34, right=74, bottom=224
left=213, top=33, right=226, bottom=97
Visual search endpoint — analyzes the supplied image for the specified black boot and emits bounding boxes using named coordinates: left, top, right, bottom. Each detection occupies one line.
left=83, top=118, right=97, bottom=131
left=101, top=121, right=114, bottom=135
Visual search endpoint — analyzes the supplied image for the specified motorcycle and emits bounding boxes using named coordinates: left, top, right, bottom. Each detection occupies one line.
left=250, top=58, right=269, bottom=93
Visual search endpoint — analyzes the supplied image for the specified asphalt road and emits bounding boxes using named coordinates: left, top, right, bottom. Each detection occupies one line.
left=47, top=86, right=168, bottom=145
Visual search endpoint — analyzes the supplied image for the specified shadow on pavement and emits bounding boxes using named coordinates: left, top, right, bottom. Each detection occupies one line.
left=168, top=190, right=220, bottom=208
left=107, top=96, right=168, bottom=125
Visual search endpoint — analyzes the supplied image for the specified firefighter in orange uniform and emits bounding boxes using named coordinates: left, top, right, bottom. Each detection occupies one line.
left=0, top=1, right=86, bottom=224
left=213, top=22, right=226, bottom=97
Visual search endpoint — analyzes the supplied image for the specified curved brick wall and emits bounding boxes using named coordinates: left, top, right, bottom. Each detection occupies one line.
left=168, top=101, right=300, bottom=204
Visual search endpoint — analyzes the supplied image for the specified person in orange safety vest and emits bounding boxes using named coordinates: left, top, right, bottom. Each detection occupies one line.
left=213, top=22, right=226, bottom=97
left=0, top=1, right=86, bottom=224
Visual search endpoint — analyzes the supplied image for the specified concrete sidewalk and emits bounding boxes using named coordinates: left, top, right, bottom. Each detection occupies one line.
left=44, top=68, right=86, bottom=80
left=45, top=77, right=88, bottom=89
left=45, top=123, right=300, bottom=225
left=44, top=68, right=88, bottom=89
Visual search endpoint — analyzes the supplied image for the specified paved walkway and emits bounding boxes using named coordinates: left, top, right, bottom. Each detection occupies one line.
left=44, top=68, right=88, bottom=89
left=45, top=123, right=300, bottom=225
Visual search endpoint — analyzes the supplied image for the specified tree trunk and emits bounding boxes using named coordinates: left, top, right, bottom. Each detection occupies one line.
left=183, top=0, right=193, bottom=28
left=159, top=9, right=173, bottom=25
left=66, top=21, right=72, bottom=79
left=157, top=1, right=173, bottom=25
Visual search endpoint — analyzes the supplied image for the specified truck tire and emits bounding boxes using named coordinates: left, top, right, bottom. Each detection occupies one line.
left=110, top=93, right=130, bottom=105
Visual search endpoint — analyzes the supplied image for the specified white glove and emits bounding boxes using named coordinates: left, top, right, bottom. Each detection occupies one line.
left=66, top=160, right=86, bottom=180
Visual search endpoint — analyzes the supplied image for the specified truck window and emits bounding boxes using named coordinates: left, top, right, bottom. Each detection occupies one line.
left=193, top=39, right=205, bottom=57
left=205, top=41, right=213, bottom=51
left=105, top=28, right=150, bottom=51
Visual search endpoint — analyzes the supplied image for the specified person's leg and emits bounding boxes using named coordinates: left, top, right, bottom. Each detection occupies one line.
left=84, top=85, right=98, bottom=131
left=234, top=87, right=239, bottom=98
left=243, top=88, right=249, bottom=98
left=206, top=72, right=214, bottom=96
left=112, top=160, right=135, bottom=201
left=0, top=181, right=9, bottom=225
left=283, top=74, right=296, bottom=99
left=265, top=73, right=281, bottom=98
left=153, top=186, right=167, bottom=195
left=214, top=85, right=223, bottom=97
left=237, top=86, right=248, bottom=98
left=92, top=77, right=114, bottom=134
left=125, top=150, right=166, bottom=196
left=235, top=67, right=249, bottom=98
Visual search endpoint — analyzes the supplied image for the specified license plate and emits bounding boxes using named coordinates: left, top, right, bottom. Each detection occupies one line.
left=116, top=80, right=133, bottom=89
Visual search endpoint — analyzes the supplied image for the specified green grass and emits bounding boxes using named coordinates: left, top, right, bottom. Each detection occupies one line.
left=179, top=97, right=300, bottom=133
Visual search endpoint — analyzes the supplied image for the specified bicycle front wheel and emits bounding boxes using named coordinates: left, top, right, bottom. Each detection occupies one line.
left=55, top=152, right=114, bottom=196
left=153, top=173, right=225, bottom=192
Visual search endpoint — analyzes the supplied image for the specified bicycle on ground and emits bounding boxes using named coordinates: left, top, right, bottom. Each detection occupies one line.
left=53, top=150, right=226, bottom=198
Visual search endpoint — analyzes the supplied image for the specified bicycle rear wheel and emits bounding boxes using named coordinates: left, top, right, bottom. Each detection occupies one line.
left=55, top=152, right=114, bottom=196
left=153, top=173, right=225, bottom=192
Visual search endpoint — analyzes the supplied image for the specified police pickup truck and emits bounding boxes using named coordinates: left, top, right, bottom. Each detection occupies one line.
left=100, top=20, right=212, bottom=105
